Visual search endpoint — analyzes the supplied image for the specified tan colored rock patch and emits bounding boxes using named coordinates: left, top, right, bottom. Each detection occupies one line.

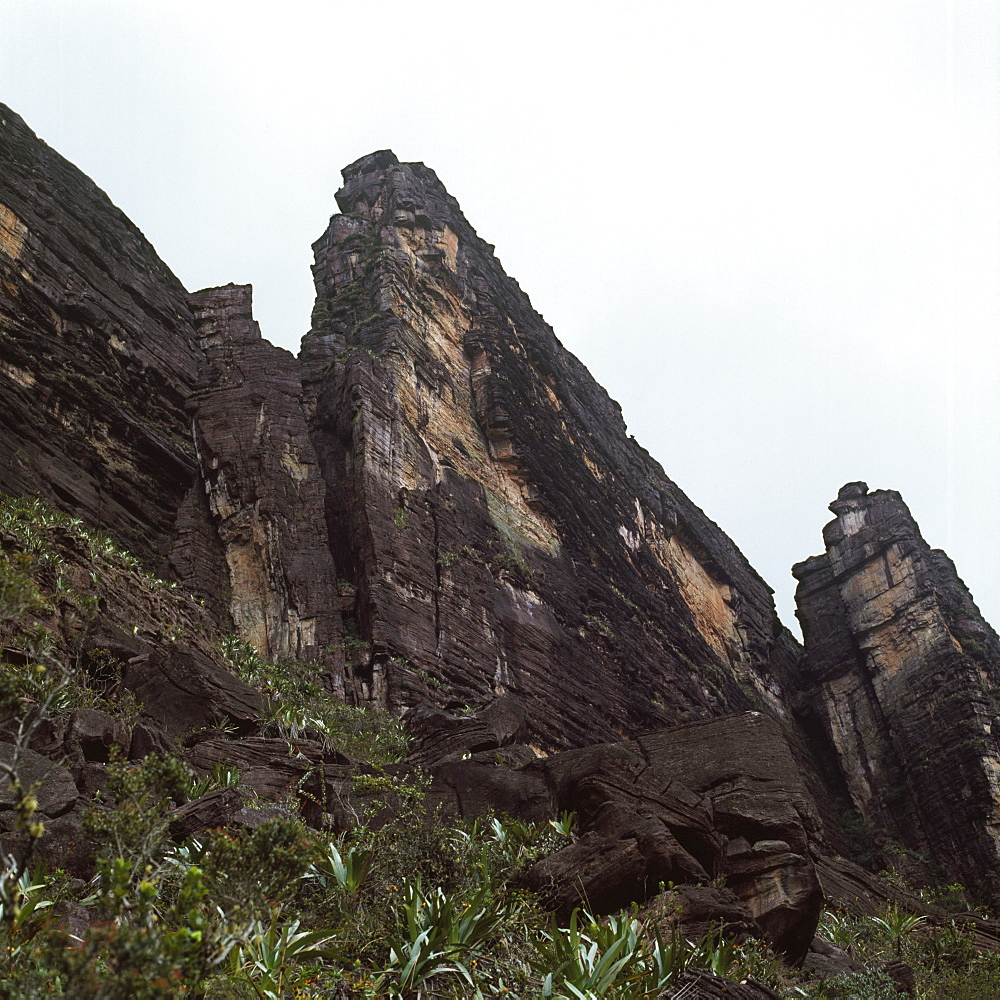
left=0, top=204, right=26, bottom=260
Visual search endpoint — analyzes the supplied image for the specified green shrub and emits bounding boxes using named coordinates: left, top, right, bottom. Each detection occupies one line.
left=821, top=968, right=902, bottom=999
left=220, top=637, right=408, bottom=764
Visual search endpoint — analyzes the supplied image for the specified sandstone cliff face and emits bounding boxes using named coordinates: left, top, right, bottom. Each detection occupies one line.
left=7, top=103, right=1000, bottom=914
left=0, top=112, right=805, bottom=750
left=792, top=483, right=1000, bottom=904
left=1, top=110, right=803, bottom=752
left=186, top=284, right=345, bottom=683
left=0, top=105, right=217, bottom=581
left=299, top=150, right=799, bottom=746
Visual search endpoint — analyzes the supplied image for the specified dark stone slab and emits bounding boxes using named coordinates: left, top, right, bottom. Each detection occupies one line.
left=122, top=644, right=262, bottom=735
left=0, top=742, right=77, bottom=816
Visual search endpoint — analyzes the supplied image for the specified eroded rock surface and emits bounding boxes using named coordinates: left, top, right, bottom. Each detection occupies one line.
left=122, top=643, right=262, bottom=735
left=5, top=104, right=1000, bottom=934
left=419, top=709, right=822, bottom=959
left=187, top=284, right=344, bottom=676
left=793, top=484, right=1000, bottom=905
left=0, top=104, right=221, bottom=589
left=299, top=150, right=800, bottom=745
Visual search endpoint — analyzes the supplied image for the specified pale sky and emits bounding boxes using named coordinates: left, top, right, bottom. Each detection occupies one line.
left=2, top=1, right=998, bottom=637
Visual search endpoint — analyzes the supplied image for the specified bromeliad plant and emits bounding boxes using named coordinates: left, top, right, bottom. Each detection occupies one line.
left=306, top=840, right=373, bottom=894
left=535, top=907, right=691, bottom=999
left=228, top=916, right=336, bottom=1000
left=870, top=902, right=927, bottom=957
left=372, top=879, right=510, bottom=995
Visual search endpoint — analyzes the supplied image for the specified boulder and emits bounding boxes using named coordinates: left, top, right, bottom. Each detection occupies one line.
left=64, top=709, right=131, bottom=763
left=801, top=935, right=861, bottom=978
left=638, top=713, right=824, bottom=961
left=129, top=721, right=183, bottom=761
left=723, top=840, right=823, bottom=963
left=0, top=742, right=78, bottom=817
left=641, top=885, right=761, bottom=943
left=184, top=736, right=342, bottom=829
left=122, top=643, right=262, bottom=735
left=167, top=787, right=245, bottom=839
left=185, top=736, right=325, bottom=774
left=878, top=959, right=916, bottom=994
left=419, top=711, right=821, bottom=959
left=1, top=803, right=93, bottom=880
left=523, top=808, right=713, bottom=917
left=404, top=695, right=529, bottom=766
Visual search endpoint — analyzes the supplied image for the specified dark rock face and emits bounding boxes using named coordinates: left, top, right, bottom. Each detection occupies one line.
left=817, top=854, right=1000, bottom=954
left=403, top=695, right=529, bottom=766
left=641, top=884, right=761, bottom=943
left=167, top=786, right=246, bottom=839
left=792, top=484, right=1000, bottom=905
left=636, top=714, right=824, bottom=961
left=6, top=102, right=1000, bottom=933
left=122, top=644, right=262, bottom=735
left=0, top=105, right=216, bottom=578
left=300, top=149, right=799, bottom=745
left=420, top=709, right=822, bottom=959
left=187, top=283, right=345, bottom=679
left=0, top=114, right=798, bottom=749
left=660, top=970, right=782, bottom=999
left=0, top=743, right=77, bottom=817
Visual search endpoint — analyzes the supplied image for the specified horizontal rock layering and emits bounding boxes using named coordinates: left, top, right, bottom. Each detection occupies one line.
left=792, top=482, right=1000, bottom=906
left=3, top=100, right=1000, bottom=923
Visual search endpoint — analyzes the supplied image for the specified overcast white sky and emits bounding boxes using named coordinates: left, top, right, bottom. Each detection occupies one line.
left=2, top=1, right=998, bottom=637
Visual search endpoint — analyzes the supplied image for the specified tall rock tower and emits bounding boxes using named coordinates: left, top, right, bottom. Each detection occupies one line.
left=793, top=483, right=1000, bottom=903
left=295, top=151, right=801, bottom=747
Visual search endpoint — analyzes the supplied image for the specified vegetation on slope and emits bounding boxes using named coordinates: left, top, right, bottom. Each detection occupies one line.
left=1, top=494, right=998, bottom=997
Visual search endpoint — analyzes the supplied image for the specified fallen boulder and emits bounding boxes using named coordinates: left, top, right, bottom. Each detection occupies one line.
left=122, top=643, right=262, bottom=735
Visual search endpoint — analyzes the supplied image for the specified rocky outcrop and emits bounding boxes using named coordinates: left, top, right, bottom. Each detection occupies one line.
left=7, top=100, right=1000, bottom=927
left=174, top=703, right=824, bottom=957
left=0, top=104, right=221, bottom=592
left=0, top=743, right=77, bottom=818
left=414, top=708, right=823, bottom=959
left=187, top=283, right=345, bottom=680
left=0, top=113, right=800, bottom=749
left=299, top=150, right=799, bottom=746
left=792, top=483, right=1000, bottom=905
left=122, top=643, right=262, bottom=735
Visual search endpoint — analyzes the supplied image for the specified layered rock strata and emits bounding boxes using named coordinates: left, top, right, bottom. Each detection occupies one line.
left=0, top=105, right=216, bottom=582
left=0, top=110, right=804, bottom=752
left=187, top=284, right=345, bottom=678
left=7, top=99, right=1000, bottom=955
left=792, top=483, right=1000, bottom=904
left=184, top=705, right=824, bottom=959
left=299, top=150, right=800, bottom=746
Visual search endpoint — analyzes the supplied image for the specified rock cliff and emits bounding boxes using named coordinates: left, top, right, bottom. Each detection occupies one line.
left=0, top=105, right=230, bottom=624
left=792, top=483, right=1000, bottom=905
left=186, top=284, right=345, bottom=680
left=2, top=99, right=1000, bottom=932
left=299, top=149, right=799, bottom=745
left=0, top=108, right=799, bottom=750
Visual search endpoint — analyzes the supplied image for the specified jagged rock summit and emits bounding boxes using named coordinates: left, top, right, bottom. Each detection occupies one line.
left=3, top=101, right=1000, bottom=954
left=792, top=482, right=1000, bottom=906
left=293, top=144, right=801, bottom=745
